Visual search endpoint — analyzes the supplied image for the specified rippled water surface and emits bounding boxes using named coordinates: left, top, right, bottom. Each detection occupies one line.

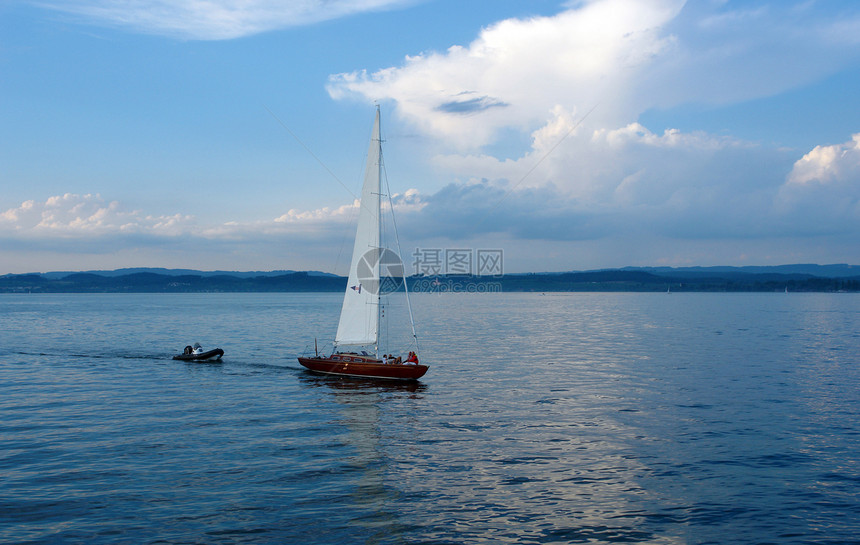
left=1, top=292, right=858, bottom=544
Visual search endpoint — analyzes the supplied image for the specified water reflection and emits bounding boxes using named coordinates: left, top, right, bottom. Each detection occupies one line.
left=295, top=373, right=426, bottom=542
left=3, top=293, right=857, bottom=543
left=370, top=297, right=667, bottom=542
left=297, top=373, right=427, bottom=395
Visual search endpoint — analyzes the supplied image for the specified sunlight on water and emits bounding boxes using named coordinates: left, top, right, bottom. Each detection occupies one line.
left=1, top=292, right=858, bottom=543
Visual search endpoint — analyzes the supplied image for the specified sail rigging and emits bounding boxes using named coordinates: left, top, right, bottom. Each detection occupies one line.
left=381, top=153, right=419, bottom=355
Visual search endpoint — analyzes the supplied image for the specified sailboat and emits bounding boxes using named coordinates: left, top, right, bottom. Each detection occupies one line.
left=298, top=108, right=428, bottom=381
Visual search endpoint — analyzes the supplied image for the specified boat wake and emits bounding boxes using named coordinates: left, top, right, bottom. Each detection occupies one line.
left=12, top=350, right=167, bottom=360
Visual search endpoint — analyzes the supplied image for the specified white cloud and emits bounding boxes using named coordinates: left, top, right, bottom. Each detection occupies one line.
left=431, top=108, right=762, bottom=208
left=274, top=200, right=358, bottom=224
left=0, top=193, right=325, bottom=240
left=776, top=134, right=860, bottom=232
left=786, top=134, right=860, bottom=186
left=0, top=193, right=353, bottom=273
left=0, top=193, right=196, bottom=237
left=328, top=0, right=860, bottom=152
left=0, top=192, right=433, bottom=273
left=329, top=0, right=685, bottom=149
left=0, top=192, right=425, bottom=247
left=324, top=0, right=860, bottom=260
left=33, top=0, right=418, bottom=40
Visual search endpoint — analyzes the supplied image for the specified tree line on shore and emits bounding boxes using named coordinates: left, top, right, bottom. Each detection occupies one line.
left=1, top=267, right=858, bottom=293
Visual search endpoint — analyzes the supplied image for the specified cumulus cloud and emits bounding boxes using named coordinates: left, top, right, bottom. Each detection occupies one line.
left=776, top=134, right=860, bottom=232
left=786, top=134, right=860, bottom=187
left=389, top=121, right=853, bottom=248
left=431, top=108, right=776, bottom=215
left=328, top=0, right=860, bottom=151
left=0, top=191, right=434, bottom=272
left=329, top=0, right=685, bottom=149
left=0, top=193, right=376, bottom=242
left=274, top=200, right=359, bottom=225
left=0, top=192, right=430, bottom=252
left=325, top=0, right=860, bottom=256
left=0, top=193, right=195, bottom=238
left=33, top=0, right=418, bottom=40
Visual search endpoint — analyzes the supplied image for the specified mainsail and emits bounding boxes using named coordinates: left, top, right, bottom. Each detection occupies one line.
left=335, top=109, right=382, bottom=348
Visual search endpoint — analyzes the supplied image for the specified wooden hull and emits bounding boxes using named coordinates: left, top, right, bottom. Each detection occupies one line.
left=173, top=348, right=224, bottom=361
left=298, top=356, right=428, bottom=381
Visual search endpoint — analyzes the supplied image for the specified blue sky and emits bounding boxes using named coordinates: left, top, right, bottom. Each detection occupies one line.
left=1, top=0, right=859, bottom=274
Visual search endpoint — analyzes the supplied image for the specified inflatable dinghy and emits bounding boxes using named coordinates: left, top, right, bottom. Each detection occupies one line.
left=173, top=344, right=224, bottom=362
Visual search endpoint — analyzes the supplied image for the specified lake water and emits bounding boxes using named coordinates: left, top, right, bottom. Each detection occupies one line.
left=1, top=292, right=858, bottom=544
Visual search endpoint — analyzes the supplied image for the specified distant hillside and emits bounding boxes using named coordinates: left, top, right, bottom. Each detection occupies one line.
left=1, top=266, right=858, bottom=293
left=0, top=271, right=345, bottom=293
left=622, top=264, right=860, bottom=279
left=487, top=269, right=859, bottom=292
left=37, top=268, right=338, bottom=280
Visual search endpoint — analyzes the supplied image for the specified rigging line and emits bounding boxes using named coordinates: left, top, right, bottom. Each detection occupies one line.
left=263, top=105, right=375, bottom=274
left=477, top=103, right=598, bottom=223
left=263, top=104, right=358, bottom=201
left=381, top=152, right=420, bottom=355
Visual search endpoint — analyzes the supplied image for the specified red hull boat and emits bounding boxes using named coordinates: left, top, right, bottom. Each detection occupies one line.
left=298, top=354, right=428, bottom=381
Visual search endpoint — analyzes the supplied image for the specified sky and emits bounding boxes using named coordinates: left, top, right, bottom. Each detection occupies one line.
left=1, top=0, right=859, bottom=275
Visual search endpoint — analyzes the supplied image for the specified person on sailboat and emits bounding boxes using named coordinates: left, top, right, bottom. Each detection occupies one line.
left=383, top=354, right=390, bottom=364
left=405, top=351, right=418, bottom=365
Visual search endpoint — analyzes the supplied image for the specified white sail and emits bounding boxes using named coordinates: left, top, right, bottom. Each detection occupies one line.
left=335, top=109, right=382, bottom=348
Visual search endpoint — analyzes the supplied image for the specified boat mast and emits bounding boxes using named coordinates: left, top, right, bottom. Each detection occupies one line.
left=375, top=105, right=383, bottom=359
